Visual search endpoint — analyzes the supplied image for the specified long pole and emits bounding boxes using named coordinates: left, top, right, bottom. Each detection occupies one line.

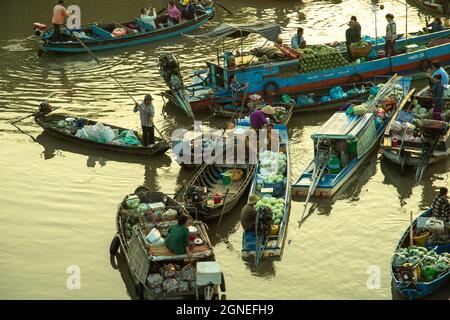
left=409, top=210, right=414, bottom=248
left=62, top=24, right=168, bottom=145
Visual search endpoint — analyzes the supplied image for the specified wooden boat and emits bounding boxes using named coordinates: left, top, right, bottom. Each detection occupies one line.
left=415, top=84, right=450, bottom=106
left=292, top=76, right=413, bottom=198
left=35, top=110, right=169, bottom=156
left=406, top=0, right=450, bottom=15
left=32, top=7, right=214, bottom=54
left=207, top=82, right=374, bottom=114
left=210, top=103, right=294, bottom=125
left=391, top=209, right=450, bottom=300
left=241, top=124, right=291, bottom=263
left=380, top=91, right=450, bottom=181
left=110, top=187, right=225, bottom=300
left=160, top=22, right=450, bottom=115
left=183, top=127, right=257, bottom=220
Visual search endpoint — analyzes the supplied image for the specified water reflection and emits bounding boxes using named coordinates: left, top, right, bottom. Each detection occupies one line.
left=242, top=257, right=277, bottom=278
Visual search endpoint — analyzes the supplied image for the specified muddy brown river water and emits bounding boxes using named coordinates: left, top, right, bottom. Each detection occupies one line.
left=0, top=0, right=448, bottom=299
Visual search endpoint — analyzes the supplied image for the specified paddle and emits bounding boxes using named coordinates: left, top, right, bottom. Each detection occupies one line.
left=62, top=24, right=169, bottom=146
left=213, top=1, right=234, bottom=15
left=409, top=210, right=414, bottom=248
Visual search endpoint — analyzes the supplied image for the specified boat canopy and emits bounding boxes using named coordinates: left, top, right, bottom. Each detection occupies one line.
left=312, top=112, right=375, bottom=140
left=189, top=22, right=282, bottom=42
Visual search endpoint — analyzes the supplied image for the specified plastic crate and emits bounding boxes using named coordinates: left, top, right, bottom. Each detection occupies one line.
left=262, top=179, right=285, bottom=196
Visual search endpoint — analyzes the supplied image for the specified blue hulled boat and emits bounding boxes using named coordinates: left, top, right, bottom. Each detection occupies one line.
left=391, top=209, right=450, bottom=300
left=241, top=124, right=291, bottom=263
left=32, top=7, right=214, bottom=54
left=161, top=22, right=450, bottom=116
left=292, top=76, right=412, bottom=199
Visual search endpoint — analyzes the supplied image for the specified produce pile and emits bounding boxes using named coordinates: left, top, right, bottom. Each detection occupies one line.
left=298, top=45, right=349, bottom=74
left=52, top=118, right=142, bottom=146
left=146, top=263, right=196, bottom=295
left=257, top=150, right=287, bottom=196
left=120, top=194, right=179, bottom=241
left=254, top=196, right=286, bottom=226
left=393, top=246, right=450, bottom=282
left=274, top=106, right=288, bottom=123
left=350, top=41, right=371, bottom=49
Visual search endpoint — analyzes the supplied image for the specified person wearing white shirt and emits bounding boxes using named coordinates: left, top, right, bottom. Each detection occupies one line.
left=140, top=7, right=157, bottom=30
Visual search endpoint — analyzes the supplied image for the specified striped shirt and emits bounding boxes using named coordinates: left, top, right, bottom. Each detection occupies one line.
left=386, top=20, right=397, bottom=41
left=432, top=195, right=450, bottom=218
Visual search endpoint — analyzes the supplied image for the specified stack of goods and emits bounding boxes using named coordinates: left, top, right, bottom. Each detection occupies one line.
left=54, top=118, right=79, bottom=135
left=361, top=35, right=385, bottom=45
left=254, top=196, right=285, bottom=227
left=273, top=106, right=287, bottom=123
left=298, top=45, right=349, bottom=74
left=250, top=47, right=287, bottom=62
left=296, top=85, right=368, bottom=106
left=350, top=41, right=371, bottom=49
left=257, top=150, right=287, bottom=196
left=146, top=263, right=196, bottom=295
left=75, top=123, right=141, bottom=146
left=393, top=246, right=450, bottom=282
left=120, top=194, right=179, bottom=241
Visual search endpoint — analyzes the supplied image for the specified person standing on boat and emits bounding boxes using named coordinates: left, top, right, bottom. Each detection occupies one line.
left=432, top=187, right=450, bottom=220
left=345, top=20, right=361, bottom=61
left=51, top=0, right=71, bottom=42
left=230, top=74, right=248, bottom=107
left=350, top=16, right=361, bottom=39
left=140, top=7, right=158, bottom=30
left=250, top=106, right=276, bottom=130
left=291, top=28, right=306, bottom=49
left=164, top=213, right=193, bottom=258
left=384, top=14, right=397, bottom=57
left=431, top=74, right=445, bottom=120
left=426, top=17, right=443, bottom=33
left=168, top=1, right=182, bottom=25
left=240, top=194, right=260, bottom=231
left=429, top=61, right=449, bottom=86
left=134, top=94, right=155, bottom=146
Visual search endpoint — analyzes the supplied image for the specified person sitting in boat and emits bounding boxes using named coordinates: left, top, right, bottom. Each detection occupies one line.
left=432, top=187, right=450, bottom=221
left=168, top=1, right=182, bottom=26
left=291, top=27, right=306, bottom=49
left=426, top=17, right=443, bottom=33
left=345, top=20, right=361, bottom=61
left=384, top=13, right=397, bottom=57
left=240, top=194, right=261, bottom=231
left=133, top=94, right=155, bottom=147
left=185, top=186, right=208, bottom=214
left=229, top=74, right=248, bottom=107
left=181, top=0, right=196, bottom=20
left=250, top=106, right=276, bottom=130
left=140, top=7, right=157, bottom=30
left=431, top=74, right=445, bottom=120
left=51, top=0, right=71, bottom=42
left=428, top=61, right=449, bottom=86
left=164, top=213, right=193, bottom=257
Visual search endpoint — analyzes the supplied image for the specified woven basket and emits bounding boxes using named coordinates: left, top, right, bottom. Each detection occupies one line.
left=226, top=169, right=243, bottom=182
left=350, top=45, right=373, bottom=58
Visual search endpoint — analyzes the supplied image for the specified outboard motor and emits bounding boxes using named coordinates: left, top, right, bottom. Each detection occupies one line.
left=33, top=22, right=47, bottom=37
left=159, top=53, right=184, bottom=91
left=415, top=120, right=449, bottom=181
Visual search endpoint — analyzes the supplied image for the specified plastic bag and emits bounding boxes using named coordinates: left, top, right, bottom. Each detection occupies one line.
left=149, top=237, right=165, bottom=246
left=160, top=263, right=177, bottom=278
left=146, top=228, right=161, bottom=244
left=178, top=281, right=190, bottom=292
left=162, top=209, right=178, bottom=221
left=147, top=273, right=164, bottom=288
left=181, top=264, right=196, bottom=281
left=162, top=278, right=179, bottom=293
left=329, top=86, right=344, bottom=100
left=99, top=125, right=116, bottom=143
left=320, top=96, right=331, bottom=102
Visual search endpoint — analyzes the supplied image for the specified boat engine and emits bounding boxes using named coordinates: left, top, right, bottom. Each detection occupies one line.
left=159, top=53, right=184, bottom=91
left=415, top=120, right=449, bottom=181
left=33, top=22, right=47, bottom=37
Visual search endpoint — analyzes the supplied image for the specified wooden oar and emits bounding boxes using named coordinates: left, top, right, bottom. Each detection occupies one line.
left=11, top=106, right=61, bottom=125
left=213, top=1, right=234, bottom=15
left=409, top=210, right=414, bottom=248
left=62, top=24, right=168, bottom=146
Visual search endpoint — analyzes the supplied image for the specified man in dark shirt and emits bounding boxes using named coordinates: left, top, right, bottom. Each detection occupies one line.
left=432, top=187, right=450, bottom=220
left=240, top=194, right=260, bottom=231
left=346, top=20, right=361, bottom=61
left=431, top=74, right=445, bottom=120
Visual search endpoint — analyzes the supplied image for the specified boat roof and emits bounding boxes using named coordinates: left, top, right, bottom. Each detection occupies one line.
left=189, top=22, right=281, bottom=42
left=312, top=112, right=374, bottom=139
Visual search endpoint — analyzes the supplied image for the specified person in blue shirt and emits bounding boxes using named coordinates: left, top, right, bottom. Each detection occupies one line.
left=431, top=74, right=445, bottom=120
left=291, top=27, right=306, bottom=49
left=428, top=61, right=449, bottom=86
left=426, top=17, right=443, bottom=33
